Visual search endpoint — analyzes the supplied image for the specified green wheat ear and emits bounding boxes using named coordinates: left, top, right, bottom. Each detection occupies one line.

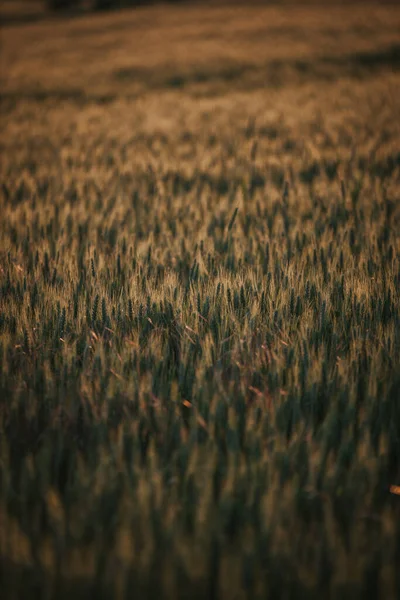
left=91, top=258, right=96, bottom=278
left=92, top=294, right=99, bottom=327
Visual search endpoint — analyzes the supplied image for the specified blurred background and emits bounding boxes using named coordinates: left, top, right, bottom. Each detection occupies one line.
left=1, top=0, right=398, bottom=26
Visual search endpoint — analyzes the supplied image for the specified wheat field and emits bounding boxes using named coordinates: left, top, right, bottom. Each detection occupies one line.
left=1, top=3, right=400, bottom=599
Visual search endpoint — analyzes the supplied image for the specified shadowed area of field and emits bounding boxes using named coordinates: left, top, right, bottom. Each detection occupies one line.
left=2, top=40, right=400, bottom=107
